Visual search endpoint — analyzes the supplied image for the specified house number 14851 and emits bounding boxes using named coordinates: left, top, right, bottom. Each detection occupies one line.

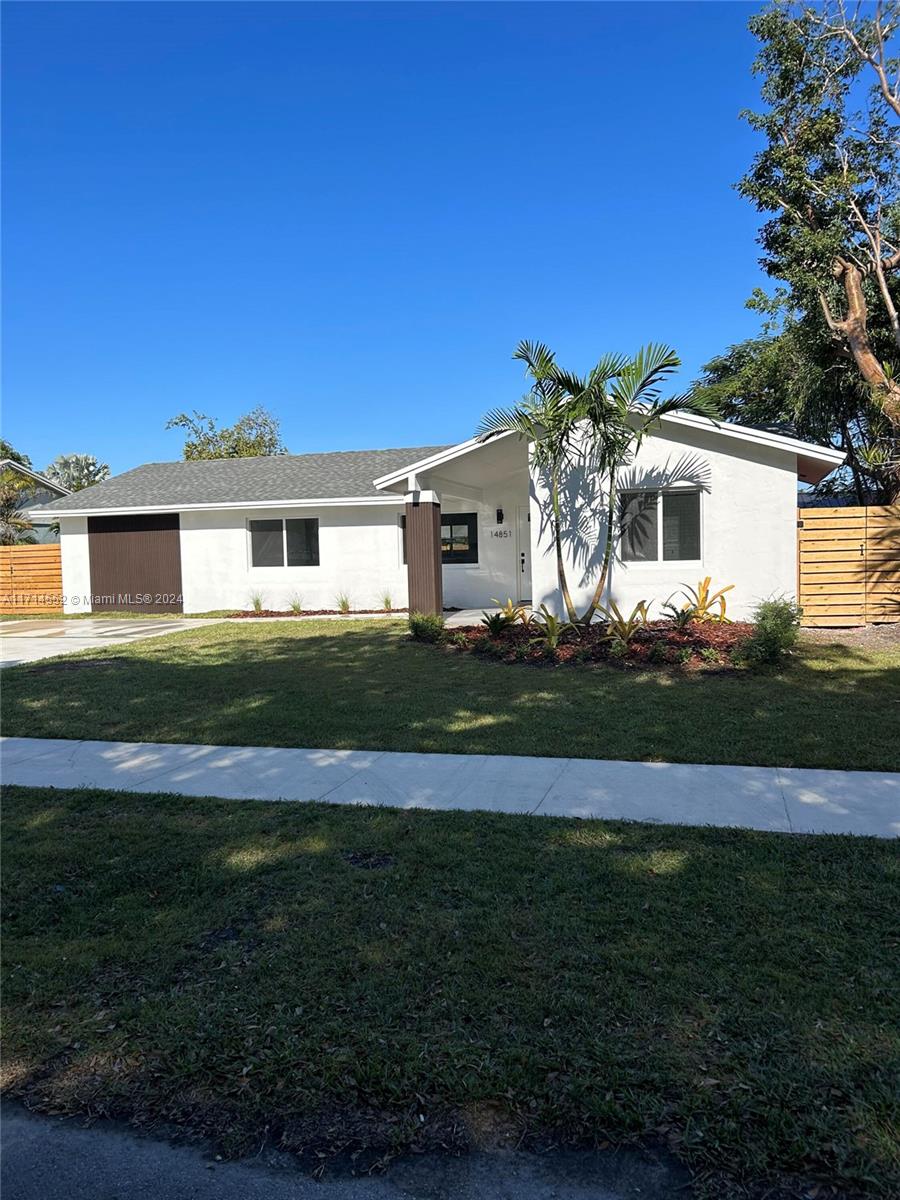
left=490, top=528, right=512, bottom=538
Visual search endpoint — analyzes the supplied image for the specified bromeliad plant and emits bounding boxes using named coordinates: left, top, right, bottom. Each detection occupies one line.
left=660, top=599, right=698, bottom=630
left=596, top=600, right=650, bottom=643
left=491, top=597, right=532, bottom=626
left=529, top=604, right=573, bottom=650
left=481, top=610, right=514, bottom=637
left=478, top=342, right=719, bottom=626
left=680, top=577, right=734, bottom=623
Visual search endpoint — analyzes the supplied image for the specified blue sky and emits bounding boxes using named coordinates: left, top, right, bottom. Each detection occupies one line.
left=3, top=1, right=767, bottom=474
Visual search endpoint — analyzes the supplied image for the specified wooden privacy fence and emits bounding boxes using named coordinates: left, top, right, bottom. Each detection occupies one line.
left=0, top=545, right=64, bottom=615
left=797, top=505, right=900, bottom=627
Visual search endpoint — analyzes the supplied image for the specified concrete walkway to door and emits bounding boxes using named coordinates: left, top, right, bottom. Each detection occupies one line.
left=2, top=736, right=897, bottom=837
left=0, top=618, right=226, bottom=668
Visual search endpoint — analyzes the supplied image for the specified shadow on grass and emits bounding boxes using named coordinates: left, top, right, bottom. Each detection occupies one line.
left=1, top=623, right=898, bottom=770
left=2, top=785, right=898, bottom=1198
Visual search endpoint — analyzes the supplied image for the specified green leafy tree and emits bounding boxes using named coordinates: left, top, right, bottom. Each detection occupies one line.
left=0, top=470, right=37, bottom=545
left=694, top=322, right=897, bottom=502
left=166, top=406, right=287, bottom=461
left=479, top=343, right=718, bottom=625
left=43, top=453, right=110, bottom=492
left=739, top=1, right=900, bottom=432
left=0, top=440, right=32, bottom=469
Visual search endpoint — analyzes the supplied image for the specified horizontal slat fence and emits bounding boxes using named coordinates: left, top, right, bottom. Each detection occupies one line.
left=797, top=505, right=900, bottom=626
left=0, top=545, right=64, bottom=615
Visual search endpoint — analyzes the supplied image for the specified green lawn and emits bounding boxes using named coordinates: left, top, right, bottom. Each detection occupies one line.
left=2, top=619, right=899, bottom=770
left=3, top=785, right=897, bottom=1197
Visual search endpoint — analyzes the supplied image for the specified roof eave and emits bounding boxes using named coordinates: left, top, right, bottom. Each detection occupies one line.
left=373, top=431, right=516, bottom=491
left=0, top=459, right=72, bottom=496
left=30, top=494, right=407, bottom=519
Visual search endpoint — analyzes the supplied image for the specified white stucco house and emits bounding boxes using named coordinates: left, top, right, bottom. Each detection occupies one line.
left=33, top=416, right=844, bottom=620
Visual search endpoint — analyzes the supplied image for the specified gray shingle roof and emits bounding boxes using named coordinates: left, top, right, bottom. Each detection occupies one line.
left=35, top=445, right=450, bottom=513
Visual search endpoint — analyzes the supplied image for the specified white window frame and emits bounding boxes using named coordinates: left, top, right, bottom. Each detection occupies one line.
left=617, top=487, right=703, bottom=566
left=247, top=517, right=320, bottom=569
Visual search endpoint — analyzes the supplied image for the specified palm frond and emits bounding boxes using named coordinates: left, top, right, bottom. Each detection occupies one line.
left=587, top=352, right=630, bottom=390
left=609, top=344, right=682, bottom=409
left=476, top=406, right=537, bottom=441
left=513, top=340, right=556, bottom=381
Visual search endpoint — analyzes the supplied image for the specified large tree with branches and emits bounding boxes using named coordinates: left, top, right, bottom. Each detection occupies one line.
left=740, top=1, right=900, bottom=434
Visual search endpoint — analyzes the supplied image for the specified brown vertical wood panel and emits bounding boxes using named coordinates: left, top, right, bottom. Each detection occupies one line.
left=0, top=545, right=63, bottom=614
left=405, top=500, right=442, bottom=615
left=88, top=514, right=183, bottom=614
left=797, top=505, right=899, bottom=626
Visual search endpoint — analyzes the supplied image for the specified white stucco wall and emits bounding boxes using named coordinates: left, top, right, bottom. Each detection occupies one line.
left=179, top=504, right=410, bottom=613
left=439, top=480, right=530, bottom=610
left=529, top=423, right=799, bottom=622
left=59, top=516, right=92, bottom=613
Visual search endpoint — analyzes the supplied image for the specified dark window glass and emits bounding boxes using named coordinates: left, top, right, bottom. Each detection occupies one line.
left=399, top=515, right=407, bottom=565
left=249, top=519, right=284, bottom=567
left=440, top=512, right=478, bottom=564
left=286, top=518, right=319, bottom=566
left=619, top=493, right=658, bottom=561
left=662, top=492, right=700, bottom=560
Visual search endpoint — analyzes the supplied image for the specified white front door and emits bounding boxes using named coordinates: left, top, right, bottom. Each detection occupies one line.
left=516, top=506, right=531, bottom=603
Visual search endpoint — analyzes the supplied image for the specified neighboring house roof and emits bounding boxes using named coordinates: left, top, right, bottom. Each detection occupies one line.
left=0, top=459, right=71, bottom=497
left=33, top=446, right=451, bottom=517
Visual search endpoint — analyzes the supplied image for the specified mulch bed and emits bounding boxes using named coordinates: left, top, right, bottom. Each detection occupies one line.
left=445, top=619, right=755, bottom=669
left=230, top=608, right=409, bottom=618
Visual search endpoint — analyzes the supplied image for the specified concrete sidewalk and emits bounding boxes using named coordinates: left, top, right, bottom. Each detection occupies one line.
left=2, top=736, right=897, bottom=836
left=1, top=1101, right=687, bottom=1200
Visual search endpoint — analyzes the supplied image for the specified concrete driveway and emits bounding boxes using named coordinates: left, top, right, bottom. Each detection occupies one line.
left=0, top=618, right=224, bottom=668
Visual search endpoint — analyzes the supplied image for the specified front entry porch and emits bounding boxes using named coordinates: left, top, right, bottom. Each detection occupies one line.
left=377, top=433, right=532, bottom=615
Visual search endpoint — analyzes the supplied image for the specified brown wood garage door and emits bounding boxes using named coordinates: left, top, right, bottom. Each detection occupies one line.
left=88, top=514, right=183, bottom=614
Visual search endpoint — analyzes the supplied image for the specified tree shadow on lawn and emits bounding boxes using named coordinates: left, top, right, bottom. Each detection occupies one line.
left=3, top=787, right=898, bottom=1198
left=1, top=626, right=898, bottom=770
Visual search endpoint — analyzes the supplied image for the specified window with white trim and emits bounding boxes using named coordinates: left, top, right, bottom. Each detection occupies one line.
left=249, top=518, right=319, bottom=567
left=619, top=491, right=700, bottom=562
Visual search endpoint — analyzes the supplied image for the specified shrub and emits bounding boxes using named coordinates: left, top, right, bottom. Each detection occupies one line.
left=738, top=597, right=802, bottom=666
left=336, top=592, right=351, bottom=614
left=700, top=647, right=720, bottom=664
left=249, top=591, right=264, bottom=614
left=609, top=637, right=629, bottom=658
left=288, top=593, right=304, bottom=614
left=381, top=591, right=393, bottom=612
left=409, top=611, right=445, bottom=643
left=648, top=638, right=668, bottom=663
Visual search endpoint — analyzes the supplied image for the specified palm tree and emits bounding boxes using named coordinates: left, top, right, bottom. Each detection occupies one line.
left=43, top=453, right=109, bottom=492
left=479, top=341, right=613, bottom=621
left=0, top=470, right=37, bottom=545
left=574, top=344, right=719, bottom=625
left=478, top=342, right=719, bottom=625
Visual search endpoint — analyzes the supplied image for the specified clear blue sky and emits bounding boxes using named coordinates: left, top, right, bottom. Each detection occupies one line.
left=3, top=0, right=767, bottom=474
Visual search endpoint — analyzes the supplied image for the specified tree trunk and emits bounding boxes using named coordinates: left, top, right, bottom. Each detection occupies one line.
left=834, top=261, right=900, bottom=427
left=550, top=468, right=577, bottom=622
left=578, top=473, right=618, bottom=626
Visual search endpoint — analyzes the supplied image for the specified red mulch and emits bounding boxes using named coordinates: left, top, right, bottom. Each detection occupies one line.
left=230, top=608, right=409, bottom=618
left=446, top=619, right=755, bottom=669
